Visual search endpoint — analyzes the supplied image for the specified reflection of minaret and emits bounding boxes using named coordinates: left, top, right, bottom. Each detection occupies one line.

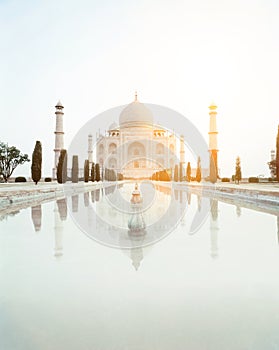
left=88, top=134, right=93, bottom=167
left=31, top=205, right=42, bottom=232
left=208, top=103, right=218, bottom=180
left=53, top=100, right=65, bottom=179
left=210, top=199, right=219, bottom=259
left=54, top=201, right=63, bottom=258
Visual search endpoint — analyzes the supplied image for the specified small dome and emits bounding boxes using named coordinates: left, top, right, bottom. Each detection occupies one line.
left=108, top=121, right=118, bottom=130
left=55, top=100, right=64, bottom=108
left=119, top=97, right=153, bottom=127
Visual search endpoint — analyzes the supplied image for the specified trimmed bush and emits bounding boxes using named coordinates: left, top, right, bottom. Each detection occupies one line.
left=15, top=176, right=27, bottom=182
left=44, top=177, right=52, bottom=182
left=248, top=177, right=259, bottom=183
left=57, top=149, right=68, bottom=184
left=221, top=178, right=230, bottom=182
left=71, top=155, right=79, bottom=183
left=84, top=160, right=89, bottom=183
left=31, top=141, right=42, bottom=185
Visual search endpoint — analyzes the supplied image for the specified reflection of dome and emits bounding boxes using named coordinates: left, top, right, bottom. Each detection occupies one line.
left=108, top=121, right=118, bottom=130
left=119, top=95, right=153, bottom=127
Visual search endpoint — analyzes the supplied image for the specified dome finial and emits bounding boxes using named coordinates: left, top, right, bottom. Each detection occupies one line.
left=135, top=91, right=138, bottom=102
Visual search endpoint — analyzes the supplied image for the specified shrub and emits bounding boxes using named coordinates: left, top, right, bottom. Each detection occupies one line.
left=57, top=149, right=67, bottom=184
left=71, top=155, right=79, bottom=183
left=31, top=141, right=42, bottom=185
left=221, top=178, right=230, bottom=182
left=84, top=159, right=89, bottom=183
left=44, top=177, right=52, bottom=182
left=248, top=177, right=259, bottom=183
left=15, top=176, right=27, bottom=182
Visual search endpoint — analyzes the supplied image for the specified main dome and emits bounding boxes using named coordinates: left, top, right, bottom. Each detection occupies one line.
left=119, top=95, right=153, bottom=127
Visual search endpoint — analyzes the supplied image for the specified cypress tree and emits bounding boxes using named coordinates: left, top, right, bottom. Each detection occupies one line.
left=91, top=162, right=95, bottom=182
left=179, top=163, right=183, bottom=182
left=84, top=160, right=89, bottom=182
left=95, top=163, right=101, bottom=182
left=186, top=162, right=191, bottom=182
left=57, top=149, right=67, bottom=184
left=276, top=125, right=279, bottom=181
left=235, top=156, right=242, bottom=184
left=72, top=155, right=79, bottom=183
left=174, top=164, right=178, bottom=182
left=31, top=141, right=42, bottom=185
left=196, top=156, right=202, bottom=182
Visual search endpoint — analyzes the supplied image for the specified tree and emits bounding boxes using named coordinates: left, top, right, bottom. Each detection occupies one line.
left=0, top=142, right=30, bottom=182
left=31, top=141, right=42, bottom=184
left=235, top=156, right=242, bottom=184
left=276, top=125, right=279, bottom=180
left=95, top=163, right=101, bottom=182
left=179, top=163, right=183, bottom=182
left=84, top=159, right=89, bottom=183
left=268, top=159, right=276, bottom=179
left=57, top=149, right=67, bottom=184
left=71, top=155, right=79, bottom=183
left=174, top=164, right=178, bottom=182
left=91, top=162, right=95, bottom=182
left=196, top=156, right=202, bottom=182
left=186, top=162, right=191, bottom=182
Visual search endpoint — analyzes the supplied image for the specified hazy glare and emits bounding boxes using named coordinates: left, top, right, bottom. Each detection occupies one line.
left=1, top=0, right=279, bottom=177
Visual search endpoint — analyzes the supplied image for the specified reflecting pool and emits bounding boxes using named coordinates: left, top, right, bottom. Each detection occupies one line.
left=1, top=182, right=279, bottom=350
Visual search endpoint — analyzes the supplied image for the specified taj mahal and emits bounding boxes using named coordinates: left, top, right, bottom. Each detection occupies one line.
left=53, top=93, right=219, bottom=180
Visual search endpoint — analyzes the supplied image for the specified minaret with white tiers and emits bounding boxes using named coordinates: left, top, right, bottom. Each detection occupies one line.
left=88, top=134, right=93, bottom=166
left=208, top=102, right=218, bottom=180
left=53, top=100, right=64, bottom=179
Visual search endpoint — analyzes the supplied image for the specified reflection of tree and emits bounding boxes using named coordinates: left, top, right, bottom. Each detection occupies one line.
left=57, top=198, right=67, bottom=221
left=236, top=205, right=241, bottom=217
left=71, top=195, right=79, bottom=213
left=187, top=191, right=191, bottom=205
left=197, top=194, right=202, bottom=212
left=0, top=210, right=20, bottom=221
left=130, top=248, right=144, bottom=271
left=95, top=189, right=100, bottom=202
left=31, top=205, right=42, bottom=232
left=84, top=192, right=89, bottom=207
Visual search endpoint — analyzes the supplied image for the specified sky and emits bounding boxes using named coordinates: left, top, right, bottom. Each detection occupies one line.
left=0, top=0, right=279, bottom=178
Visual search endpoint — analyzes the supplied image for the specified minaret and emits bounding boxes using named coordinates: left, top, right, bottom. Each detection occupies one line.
left=53, top=100, right=64, bottom=179
left=179, top=135, right=185, bottom=181
left=88, top=134, right=93, bottom=166
left=180, top=135, right=185, bottom=164
left=208, top=102, right=218, bottom=181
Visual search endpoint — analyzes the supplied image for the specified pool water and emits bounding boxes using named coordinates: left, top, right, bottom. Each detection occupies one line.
left=1, top=182, right=279, bottom=350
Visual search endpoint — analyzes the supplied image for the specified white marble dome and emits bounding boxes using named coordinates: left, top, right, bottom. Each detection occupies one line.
left=119, top=98, right=153, bottom=127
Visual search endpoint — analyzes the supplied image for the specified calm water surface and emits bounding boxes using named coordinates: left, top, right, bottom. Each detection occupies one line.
left=1, top=182, right=279, bottom=350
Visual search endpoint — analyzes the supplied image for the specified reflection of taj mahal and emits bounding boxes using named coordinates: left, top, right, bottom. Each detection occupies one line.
left=96, top=93, right=177, bottom=179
